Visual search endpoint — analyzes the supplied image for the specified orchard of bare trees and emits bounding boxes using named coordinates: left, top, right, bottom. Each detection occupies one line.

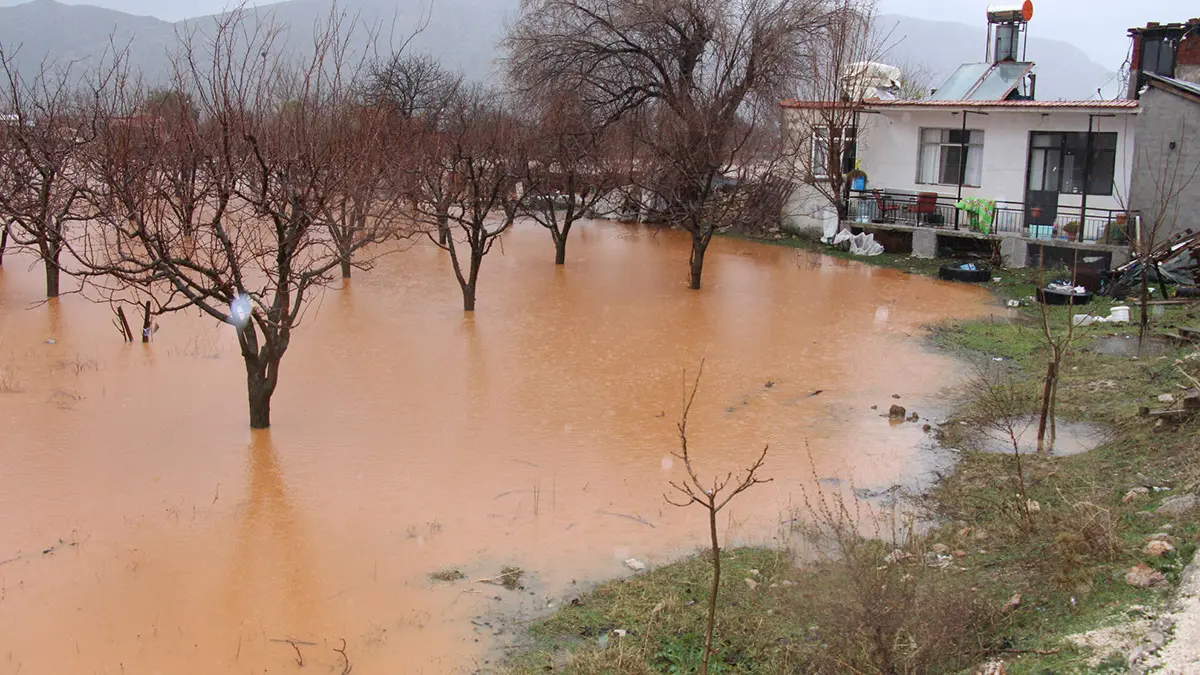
left=0, top=0, right=876, bottom=427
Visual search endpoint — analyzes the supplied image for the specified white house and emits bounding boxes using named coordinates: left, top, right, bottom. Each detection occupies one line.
left=781, top=2, right=1141, bottom=264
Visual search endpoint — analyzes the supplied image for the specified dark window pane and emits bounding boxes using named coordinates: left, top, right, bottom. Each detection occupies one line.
left=940, top=146, right=963, bottom=184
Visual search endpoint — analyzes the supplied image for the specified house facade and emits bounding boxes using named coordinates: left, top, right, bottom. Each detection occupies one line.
left=781, top=4, right=1143, bottom=267
left=1126, top=19, right=1200, bottom=245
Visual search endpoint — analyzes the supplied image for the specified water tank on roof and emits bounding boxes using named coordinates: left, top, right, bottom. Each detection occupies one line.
left=987, top=1, right=1034, bottom=24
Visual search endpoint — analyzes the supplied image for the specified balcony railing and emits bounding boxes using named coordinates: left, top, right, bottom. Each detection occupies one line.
left=846, top=189, right=1131, bottom=245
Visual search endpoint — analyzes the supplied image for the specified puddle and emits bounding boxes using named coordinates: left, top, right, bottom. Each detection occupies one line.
left=1087, top=335, right=1174, bottom=357
left=972, top=416, right=1108, bottom=456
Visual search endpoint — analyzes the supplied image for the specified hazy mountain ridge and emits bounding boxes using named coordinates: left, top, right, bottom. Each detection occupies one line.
left=0, top=0, right=1117, bottom=100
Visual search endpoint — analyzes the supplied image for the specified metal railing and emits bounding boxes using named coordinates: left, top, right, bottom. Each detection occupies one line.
left=846, top=189, right=1132, bottom=245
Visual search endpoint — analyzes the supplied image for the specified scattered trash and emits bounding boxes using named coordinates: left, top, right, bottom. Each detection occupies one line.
left=612, top=629, right=627, bottom=637
left=992, top=277, right=1002, bottom=282
left=1006, top=300, right=1021, bottom=308
left=45, top=339, right=56, bottom=345
left=1158, top=394, right=1176, bottom=404
left=624, top=558, right=646, bottom=572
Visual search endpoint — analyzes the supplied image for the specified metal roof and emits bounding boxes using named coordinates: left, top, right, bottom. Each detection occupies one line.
left=1143, top=72, right=1200, bottom=102
left=780, top=99, right=1138, bottom=111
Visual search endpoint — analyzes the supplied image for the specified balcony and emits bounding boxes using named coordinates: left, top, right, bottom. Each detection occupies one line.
left=846, top=188, right=1131, bottom=246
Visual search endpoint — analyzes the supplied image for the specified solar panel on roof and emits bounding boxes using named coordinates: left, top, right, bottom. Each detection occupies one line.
left=969, top=62, right=1033, bottom=100
left=930, top=63, right=992, bottom=100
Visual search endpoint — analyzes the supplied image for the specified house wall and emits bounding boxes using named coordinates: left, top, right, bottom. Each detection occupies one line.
left=1129, top=86, right=1200, bottom=243
left=854, top=108, right=1136, bottom=219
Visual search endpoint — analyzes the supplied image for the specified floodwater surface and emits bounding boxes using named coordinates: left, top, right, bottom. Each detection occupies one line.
left=0, top=221, right=993, bottom=674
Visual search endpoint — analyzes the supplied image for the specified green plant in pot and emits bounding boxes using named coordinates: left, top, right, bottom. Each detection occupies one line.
left=1063, top=221, right=1081, bottom=241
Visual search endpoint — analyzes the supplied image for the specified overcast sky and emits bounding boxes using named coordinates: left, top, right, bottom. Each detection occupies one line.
left=2, top=0, right=1197, bottom=70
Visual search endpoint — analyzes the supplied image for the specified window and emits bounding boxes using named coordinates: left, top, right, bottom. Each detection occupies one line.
left=917, top=128, right=984, bottom=187
left=1028, top=132, right=1117, bottom=196
left=811, top=127, right=856, bottom=179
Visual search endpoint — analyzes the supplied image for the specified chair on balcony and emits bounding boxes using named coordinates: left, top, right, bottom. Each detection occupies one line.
left=872, top=190, right=899, bottom=223
left=907, top=192, right=940, bottom=225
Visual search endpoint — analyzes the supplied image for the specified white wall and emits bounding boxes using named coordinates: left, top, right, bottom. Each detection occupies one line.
left=855, top=107, right=1137, bottom=215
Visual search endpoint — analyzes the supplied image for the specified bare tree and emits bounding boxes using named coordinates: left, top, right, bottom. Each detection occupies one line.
left=516, top=89, right=622, bottom=265
left=409, top=85, right=523, bottom=311
left=665, top=361, right=771, bottom=675
left=0, top=48, right=106, bottom=297
left=508, top=0, right=833, bottom=289
left=73, top=10, right=401, bottom=428
left=361, top=52, right=461, bottom=120
left=1031, top=258, right=1083, bottom=454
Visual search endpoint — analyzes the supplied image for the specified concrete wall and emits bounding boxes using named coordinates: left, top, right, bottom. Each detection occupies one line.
left=853, top=107, right=1136, bottom=218
left=782, top=182, right=838, bottom=239
left=1129, top=86, right=1200, bottom=244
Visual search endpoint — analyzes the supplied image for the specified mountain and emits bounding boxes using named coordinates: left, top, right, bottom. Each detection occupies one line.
left=876, top=13, right=1119, bottom=100
left=0, top=0, right=516, bottom=85
left=0, top=1, right=1117, bottom=101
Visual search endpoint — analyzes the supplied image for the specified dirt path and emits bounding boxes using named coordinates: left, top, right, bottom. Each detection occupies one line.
left=1147, top=559, right=1200, bottom=674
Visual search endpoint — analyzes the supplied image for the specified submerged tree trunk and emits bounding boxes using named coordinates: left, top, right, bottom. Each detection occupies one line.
left=244, top=356, right=277, bottom=429
left=340, top=257, right=352, bottom=280
left=689, top=235, right=709, bottom=290
left=554, top=232, right=567, bottom=265
left=44, top=243, right=61, bottom=298
left=0, top=223, right=8, bottom=265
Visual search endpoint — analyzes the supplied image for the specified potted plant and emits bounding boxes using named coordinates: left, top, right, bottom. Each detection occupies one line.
left=1063, top=221, right=1080, bottom=242
left=846, top=167, right=868, bottom=191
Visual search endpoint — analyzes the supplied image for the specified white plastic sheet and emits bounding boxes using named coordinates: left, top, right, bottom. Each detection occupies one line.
left=832, top=229, right=884, bottom=256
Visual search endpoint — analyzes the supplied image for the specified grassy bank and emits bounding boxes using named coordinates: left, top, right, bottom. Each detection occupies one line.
left=505, top=237, right=1200, bottom=674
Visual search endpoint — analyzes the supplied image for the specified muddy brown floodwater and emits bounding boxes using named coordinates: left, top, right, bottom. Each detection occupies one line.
left=0, top=221, right=993, bottom=674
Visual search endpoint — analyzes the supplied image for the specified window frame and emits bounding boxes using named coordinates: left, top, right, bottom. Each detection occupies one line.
left=810, top=126, right=856, bottom=180
left=916, top=127, right=985, bottom=188
left=1027, top=131, right=1118, bottom=196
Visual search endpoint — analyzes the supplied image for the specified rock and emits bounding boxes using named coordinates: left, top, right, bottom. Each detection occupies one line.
left=888, top=404, right=907, bottom=419
left=1002, top=593, right=1022, bottom=613
left=892, top=394, right=902, bottom=399
left=975, top=660, right=1007, bottom=675
left=1156, top=494, right=1198, bottom=517
left=958, top=527, right=972, bottom=538
left=743, top=578, right=759, bottom=590
left=1144, top=540, right=1176, bottom=557
left=883, top=549, right=912, bottom=565
left=932, top=543, right=950, bottom=554
left=974, top=529, right=988, bottom=541
left=748, top=569, right=760, bottom=576
left=1123, top=487, right=1151, bottom=504
left=952, top=550, right=968, bottom=558
left=1145, top=630, right=1166, bottom=650
left=922, top=424, right=932, bottom=433
left=1158, top=394, right=1176, bottom=404
left=1125, top=564, right=1169, bottom=588
left=780, top=580, right=795, bottom=587
left=907, top=412, right=920, bottom=422
left=1147, top=533, right=1174, bottom=543
left=624, top=558, right=646, bottom=572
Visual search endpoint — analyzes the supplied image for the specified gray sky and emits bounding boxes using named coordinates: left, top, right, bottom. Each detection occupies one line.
left=2, top=0, right=1197, bottom=69
left=878, top=0, right=1198, bottom=69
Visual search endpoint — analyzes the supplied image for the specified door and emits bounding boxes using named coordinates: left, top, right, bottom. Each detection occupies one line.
left=1025, top=132, right=1060, bottom=227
